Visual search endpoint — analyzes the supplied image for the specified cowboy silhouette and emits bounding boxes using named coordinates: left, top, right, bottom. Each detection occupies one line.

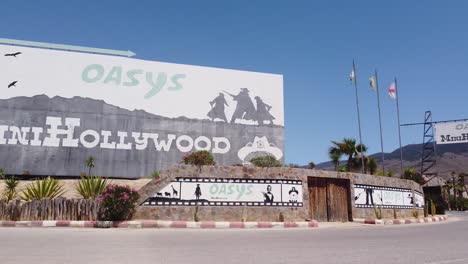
left=224, top=88, right=256, bottom=124
left=207, top=93, right=229, bottom=122
left=365, top=188, right=374, bottom=205
left=194, top=184, right=202, bottom=200
left=254, top=96, right=275, bottom=125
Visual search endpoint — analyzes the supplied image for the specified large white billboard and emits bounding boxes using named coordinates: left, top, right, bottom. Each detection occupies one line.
left=0, top=44, right=284, bottom=126
left=0, top=44, right=284, bottom=178
left=435, top=121, right=468, bottom=144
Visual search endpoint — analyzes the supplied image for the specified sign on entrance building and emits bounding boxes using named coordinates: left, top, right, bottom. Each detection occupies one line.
left=435, top=121, right=468, bottom=144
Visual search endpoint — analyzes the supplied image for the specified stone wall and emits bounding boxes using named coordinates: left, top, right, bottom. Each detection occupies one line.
left=135, top=165, right=424, bottom=221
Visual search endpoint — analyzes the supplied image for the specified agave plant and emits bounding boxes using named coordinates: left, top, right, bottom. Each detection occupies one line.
left=2, top=176, right=19, bottom=202
left=20, top=176, right=65, bottom=201
left=76, top=176, right=110, bottom=199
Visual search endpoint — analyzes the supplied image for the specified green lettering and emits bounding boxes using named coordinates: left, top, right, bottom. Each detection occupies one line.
left=209, top=184, right=219, bottom=195
left=167, top=74, right=186, bottom=91
left=219, top=184, right=226, bottom=195
left=104, top=66, right=122, bottom=85
left=123, top=69, right=143, bottom=86
left=227, top=184, right=235, bottom=195
left=245, top=185, right=253, bottom=195
left=144, top=72, right=167, bottom=99
left=236, top=185, right=246, bottom=200
left=82, top=64, right=104, bottom=83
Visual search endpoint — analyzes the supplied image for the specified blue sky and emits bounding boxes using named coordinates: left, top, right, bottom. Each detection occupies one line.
left=2, top=0, right=468, bottom=165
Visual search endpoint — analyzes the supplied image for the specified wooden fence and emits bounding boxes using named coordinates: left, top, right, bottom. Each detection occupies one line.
left=0, top=198, right=102, bottom=221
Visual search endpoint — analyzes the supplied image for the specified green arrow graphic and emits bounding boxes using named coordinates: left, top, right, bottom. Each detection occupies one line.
left=0, top=38, right=136, bottom=57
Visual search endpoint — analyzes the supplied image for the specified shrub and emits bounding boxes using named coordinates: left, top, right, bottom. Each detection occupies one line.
left=182, top=151, right=215, bottom=171
left=86, top=155, right=95, bottom=176
left=278, top=212, right=285, bottom=222
left=249, top=156, right=281, bottom=168
left=193, top=204, right=199, bottom=222
left=21, top=176, right=65, bottom=201
left=430, top=200, right=436, bottom=216
left=151, top=171, right=160, bottom=179
left=2, top=176, right=19, bottom=202
left=98, top=185, right=140, bottom=221
left=373, top=205, right=382, bottom=219
left=76, top=176, right=110, bottom=199
left=402, top=167, right=425, bottom=185
left=338, top=165, right=347, bottom=172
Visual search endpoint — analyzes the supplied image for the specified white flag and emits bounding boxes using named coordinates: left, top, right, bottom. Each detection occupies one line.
left=349, top=64, right=355, bottom=83
left=369, top=75, right=377, bottom=91
left=388, top=82, right=396, bottom=99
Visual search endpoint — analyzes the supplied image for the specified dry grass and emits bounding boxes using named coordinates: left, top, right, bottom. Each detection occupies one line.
left=0, top=178, right=151, bottom=199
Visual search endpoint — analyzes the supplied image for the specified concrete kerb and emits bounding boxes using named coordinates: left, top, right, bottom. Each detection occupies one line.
left=0, top=220, right=319, bottom=229
left=1, top=217, right=447, bottom=228
left=354, top=215, right=448, bottom=225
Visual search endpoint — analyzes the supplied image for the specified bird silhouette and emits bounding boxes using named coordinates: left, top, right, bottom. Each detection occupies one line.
left=4, top=52, right=21, bottom=57
left=8, top=81, right=17, bottom=88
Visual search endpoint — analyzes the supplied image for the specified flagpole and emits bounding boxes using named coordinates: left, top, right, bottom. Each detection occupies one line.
left=375, top=69, right=385, bottom=174
left=352, top=60, right=365, bottom=173
left=394, top=77, right=404, bottom=176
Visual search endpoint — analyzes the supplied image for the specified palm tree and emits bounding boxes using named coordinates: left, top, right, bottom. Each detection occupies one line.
left=367, top=157, right=377, bottom=175
left=330, top=138, right=367, bottom=172
left=328, top=148, right=342, bottom=171
left=86, top=155, right=95, bottom=176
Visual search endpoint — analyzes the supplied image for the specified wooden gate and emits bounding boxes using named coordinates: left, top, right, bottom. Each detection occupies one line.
left=308, top=177, right=351, bottom=222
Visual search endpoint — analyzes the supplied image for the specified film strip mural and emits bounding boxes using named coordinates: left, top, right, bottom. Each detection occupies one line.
left=142, top=178, right=303, bottom=207
left=354, top=184, right=425, bottom=209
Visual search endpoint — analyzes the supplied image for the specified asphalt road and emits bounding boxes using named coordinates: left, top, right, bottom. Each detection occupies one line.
left=0, top=212, right=467, bottom=264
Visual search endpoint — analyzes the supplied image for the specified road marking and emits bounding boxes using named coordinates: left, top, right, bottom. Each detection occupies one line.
left=426, top=258, right=468, bottom=264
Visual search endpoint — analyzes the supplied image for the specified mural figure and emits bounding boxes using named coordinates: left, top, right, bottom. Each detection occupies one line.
left=207, top=93, right=229, bottom=122
left=263, top=185, right=274, bottom=202
left=194, top=184, right=202, bottom=200
left=171, top=185, right=178, bottom=197
left=288, top=187, right=299, bottom=202
left=365, top=187, right=374, bottom=205
left=254, top=96, right=275, bottom=125
left=224, top=88, right=256, bottom=123
left=354, top=192, right=362, bottom=201
left=407, top=194, right=414, bottom=205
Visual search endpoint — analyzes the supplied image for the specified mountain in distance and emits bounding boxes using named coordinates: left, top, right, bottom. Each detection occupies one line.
left=316, top=143, right=468, bottom=180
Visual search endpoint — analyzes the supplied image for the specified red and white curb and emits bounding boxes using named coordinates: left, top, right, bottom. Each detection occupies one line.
left=0, top=220, right=319, bottom=229
left=354, top=215, right=448, bottom=225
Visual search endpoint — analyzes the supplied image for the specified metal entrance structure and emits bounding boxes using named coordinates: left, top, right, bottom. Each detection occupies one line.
left=401, top=112, right=468, bottom=180
left=420, top=111, right=437, bottom=177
